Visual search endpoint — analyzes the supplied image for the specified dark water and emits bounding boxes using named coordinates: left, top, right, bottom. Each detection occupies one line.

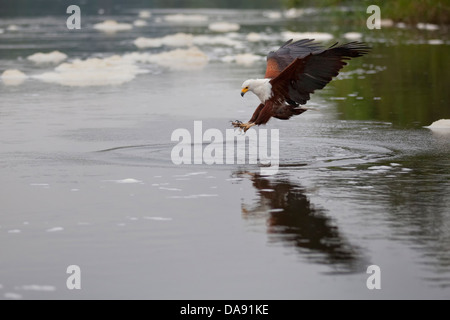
left=0, top=8, right=449, bottom=299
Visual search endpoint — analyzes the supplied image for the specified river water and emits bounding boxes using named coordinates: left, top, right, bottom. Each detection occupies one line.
left=0, top=8, right=449, bottom=299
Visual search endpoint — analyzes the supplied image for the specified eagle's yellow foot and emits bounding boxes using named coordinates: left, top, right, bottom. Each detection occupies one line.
left=231, top=121, right=256, bottom=132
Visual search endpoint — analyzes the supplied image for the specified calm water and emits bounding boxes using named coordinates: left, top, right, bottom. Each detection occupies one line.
left=0, top=8, right=449, bottom=299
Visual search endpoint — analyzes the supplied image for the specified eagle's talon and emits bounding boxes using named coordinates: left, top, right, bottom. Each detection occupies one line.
left=231, top=120, right=244, bottom=129
left=231, top=121, right=255, bottom=133
left=231, top=120, right=243, bottom=127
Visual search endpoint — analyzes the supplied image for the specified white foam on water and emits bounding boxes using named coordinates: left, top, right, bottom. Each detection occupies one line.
left=27, top=51, right=67, bottom=64
left=355, top=186, right=374, bottom=190
left=425, top=119, right=450, bottom=129
left=173, top=172, right=206, bottom=178
left=184, top=172, right=208, bottom=176
left=134, top=33, right=194, bottom=48
left=138, top=10, right=152, bottom=18
left=1, top=69, right=27, bottom=86
left=380, top=19, right=394, bottom=27
left=337, top=66, right=386, bottom=80
left=164, top=14, right=208, bottom=23
left=343, top=32, right=362, bottom=40
left=226, top=32, right=240, bottom=39
left=30, top=183, right=49, bottom=187
left=263, top=11, right=283, bottom=19
left=4, top=293, right=22, bottom=300
left=428, top=39, right=444, bottom=45
left=330, top=97, right=347, bottom=100
left=246, top=32, right=263, bottom=42
left=8, top=229, right=21, bottom=233
left=193, top=35, right=241, bottom=47
left=417, top=23, right=439, bottom=31
left=7, top=25, right=20, bottom=31
left=245, top=32, right=274, bottom=42
left=93, top=20, right=133, bottom=33
left=33, top=55, right=144, bottom=87
left=114, top=178, right=143, bottom=184
left=126, top=47, right=208, bottom=70
left=368, top=166, right=392, bottom=170
left=269, top=208, right=284, bottom=212
left=208, top=22, right=240, bottom=33
left=284, top=8, right=304, bottom=19
left=143, top=217, right=173, bottom=221
left=390, top=163, right=402, bottom=167
left=169, top=194, right=218, bottom=199
left=222, top=53, right=263, bottom=66
left=282, top=31, right=334, bottom=42
left=0, top=284, right=3, bottom=289
left=18, top=285, right=56, bottom=292
left=244, top=32, right=278, bottom=42
left=261, top=189, right=275, bottom=192
left=133, top=19, right=148, bottom=27
left=159, top=187, right=182, bottom=191
left=46, top=227, right=64, bottom=232
left=133, top=37, right=159, bottom=48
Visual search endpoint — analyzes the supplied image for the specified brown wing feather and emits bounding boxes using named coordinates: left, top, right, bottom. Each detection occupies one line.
left=273, top=105, right=308, bottom=120
left=264, top=58, right=282, bottom=79
left=270, top=41, right=370, bottom=105
left=251, top=101, right=307, bottom=125
left=269, top=56, right=310, bottom=105
left=253, top=101, right=275, bottom=125
left=264, top=39, right=325, bottom=79
left=249, top=103, right=265, bottom=123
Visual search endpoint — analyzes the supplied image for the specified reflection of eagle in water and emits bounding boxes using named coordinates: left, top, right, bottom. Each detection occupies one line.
left=238, top=171, right=368, bottom=274
left=233, top=39, right=370, bottom=132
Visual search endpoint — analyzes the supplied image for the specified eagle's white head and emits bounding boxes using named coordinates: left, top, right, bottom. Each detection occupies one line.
left=241, top=79, right=272, bottom=103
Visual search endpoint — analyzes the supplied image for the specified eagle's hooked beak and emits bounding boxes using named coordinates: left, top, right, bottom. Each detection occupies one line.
left=241, top=87, right=248, bottom=97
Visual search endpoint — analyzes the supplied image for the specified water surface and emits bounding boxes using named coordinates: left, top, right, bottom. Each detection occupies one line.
left=1, top=8, right=449, bottom=299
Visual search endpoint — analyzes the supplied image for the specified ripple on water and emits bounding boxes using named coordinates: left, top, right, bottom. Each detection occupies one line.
left=281, top=137, right=395, bottom=170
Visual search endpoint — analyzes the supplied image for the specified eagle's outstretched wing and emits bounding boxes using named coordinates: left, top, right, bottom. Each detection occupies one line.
left=269, top=41, right=371, bottom=105
left=264, top=39, right=325, bottom=79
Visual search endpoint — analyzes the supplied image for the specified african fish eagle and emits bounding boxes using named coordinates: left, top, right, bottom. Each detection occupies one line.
left=233, top=39, right=370, bottom=132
